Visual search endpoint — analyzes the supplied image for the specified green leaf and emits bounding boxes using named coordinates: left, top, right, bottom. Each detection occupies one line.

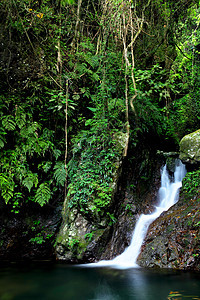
left=15, top=107, right=26, bottom=129
left=39, top=161, right=52, bottom=173
left=35, top=183, right=51, bottom=207
left=53, top=162, right=66, bottom=186
left=53, top=149, right=61, bottom=160
left=60, top=0, right=75, bottom=6
left=0, top=137, right=5, bottom=148
left=2, top=115, right=16, bottom=131
left=0, top=174, right=15, bottom=204
left=85, top=119, right=93, bottom=126
left=2, top=189, right=13, bottom=204
left=20, top=122, right=40, bottom=138
left=87, top=107, right=97, bottom=112
left=22, top=172, right=38, bottom=192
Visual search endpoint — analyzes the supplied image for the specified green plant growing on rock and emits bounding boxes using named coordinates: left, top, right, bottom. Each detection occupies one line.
left=84, top=232, right=93, bottom=242
left=182, top=169, right=200, bottom=200
left=29, top=234, right=45, bottom=245
left=29, top=220, right=54, bottom=245
left=66, top=119, right=124, bottom=222
left=107, top=212, right=117, bottom=225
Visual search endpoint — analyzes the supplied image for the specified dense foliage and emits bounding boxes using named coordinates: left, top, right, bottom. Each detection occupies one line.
left=0, top=0, right=199, bottom=214
left=182, top=169, right=200, bottom=201
left=67, top=120, right=125, bottom=224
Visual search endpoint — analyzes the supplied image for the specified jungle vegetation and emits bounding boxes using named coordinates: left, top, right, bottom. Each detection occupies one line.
left=0, top=0, right=199, bottom=214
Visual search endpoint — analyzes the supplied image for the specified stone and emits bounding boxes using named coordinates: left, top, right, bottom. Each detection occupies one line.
left=166, top=157, right=179, bottom=173
left=179, top=129, right=200, bottom=164
left=55, top=132, right=129, bottom=262
left=137, top=195, right=200, bottom=271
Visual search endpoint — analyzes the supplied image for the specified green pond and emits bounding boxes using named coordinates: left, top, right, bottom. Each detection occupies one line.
left=0, top=262, right=200, bottom=299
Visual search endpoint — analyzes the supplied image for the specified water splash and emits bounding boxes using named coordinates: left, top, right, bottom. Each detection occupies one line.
left=84, top=160, right=186, bottom=269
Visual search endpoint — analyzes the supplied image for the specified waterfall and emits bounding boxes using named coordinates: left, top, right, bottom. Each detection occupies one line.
left=84, top=159, right=186, bottom=269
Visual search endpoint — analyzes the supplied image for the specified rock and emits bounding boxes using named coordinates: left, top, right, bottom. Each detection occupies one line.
left=55, top=132, right=129, bottom=262
left=157, top=150, right=179, bottom=158
left=137, top=194, right=200, bottom=271
left=166, top=157, right=179, bottom=173
left=138, top=236, right=170, bottom=268
left=179, top=129, right=200, bottom=164
left=55, top=134, right=163, bottom=263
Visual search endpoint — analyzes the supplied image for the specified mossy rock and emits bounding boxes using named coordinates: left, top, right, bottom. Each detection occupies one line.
left=166, top=157, right=179, bottom=173
left=55, top=131, right=128, bottom=262
left=179, top=129, right=200, bottom=164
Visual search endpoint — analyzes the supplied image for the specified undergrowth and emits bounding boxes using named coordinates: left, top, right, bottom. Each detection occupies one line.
left=67, top=118, right=123, bottom=221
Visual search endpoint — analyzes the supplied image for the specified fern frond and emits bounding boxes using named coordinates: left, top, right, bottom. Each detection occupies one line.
left=20, top=122, right=40, bottom=138
left=0, top=137, right=5, bottom=148
left=15, top=107, right=26, bottom=129
left=2, top=189, right=13, bottom=204
left=53, top=162, right=66, bottom=187
left=0, top=174, right=15, bottom=204
left=35, top=183, right=51, bottom=206
left=53, top=149, right=61, bottom=160
left=2, top=115, right=16, bottom=131
left=22, top=172, right=38, bottom=192
left=38, top=161, right=52, bottom=173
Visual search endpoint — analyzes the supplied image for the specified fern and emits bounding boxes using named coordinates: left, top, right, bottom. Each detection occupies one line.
left=53, top=162, right=66, bottom=186
left=22, top=172, right=38, bottom=192
left=0, top=127, right=6, bottom=148
left=15, top=107, right=26, bottom=129
left=53, top=149, right=61, bottom=160
left=0, top=174, right=15, bottom=204
left=35, top=183, right=51, bottom=207
left=20, top=122, right=40, bottom=138
left=38, top=161, right=52, bottom=173
left=2, top=115, right=16, bottom=131
left=0, top=137, right=5, bottom=148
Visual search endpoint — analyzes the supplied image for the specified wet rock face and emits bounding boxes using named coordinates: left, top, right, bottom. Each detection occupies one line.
left=55, top=141, right=163, bottom=263
left=137, top=196, right=200, bottom=270
left=55, top=208, right=112, bottom=262
left=98, top=205, right=137, bottom=261
left=179, top=129, right=200, bottom=164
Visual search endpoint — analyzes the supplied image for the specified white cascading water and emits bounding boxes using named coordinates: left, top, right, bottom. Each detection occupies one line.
left=85, top=159, right=186, bottom=269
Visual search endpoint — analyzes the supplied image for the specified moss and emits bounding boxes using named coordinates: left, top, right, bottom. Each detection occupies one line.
left=166, top=224, right=174, bottom=232
left=179, top=129, right=200, bottom=163
left=56, top=235, right=64, bottom=245
left=113, top=132, right=129, bottom=155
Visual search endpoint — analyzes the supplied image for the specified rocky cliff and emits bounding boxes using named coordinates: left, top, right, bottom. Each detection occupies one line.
left=55, top=133, right=163, bottom=263
left=55, top=132, right=129, bottom=262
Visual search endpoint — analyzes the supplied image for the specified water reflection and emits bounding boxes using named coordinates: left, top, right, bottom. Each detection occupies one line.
left=90, top=268, right=151, bottom=300
left=88, top=267, right=200, bottom=300
left=91, top=280, right=120, bottom=300
left=0, top=263, right=200, bottom=300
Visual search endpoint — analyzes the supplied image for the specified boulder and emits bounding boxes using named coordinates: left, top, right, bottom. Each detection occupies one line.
left=179, top=129, right=200, bottom=164
left=137, top=196, right=200, bottom=270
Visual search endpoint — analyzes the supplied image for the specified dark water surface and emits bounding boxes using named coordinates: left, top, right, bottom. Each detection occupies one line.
left=0, top=262, right=200, bottom=300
